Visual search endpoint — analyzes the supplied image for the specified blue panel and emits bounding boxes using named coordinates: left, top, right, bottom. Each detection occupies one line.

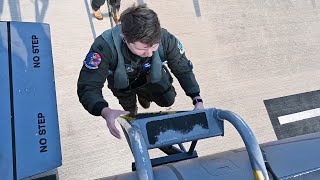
left=0, top=22, right=14, bottom=180
left=106, top=132, right=320, bottom=179
left=261, top=132, right=320, bottom=179
left=107, top=148, right=255, bottom=180
left=9, top=22, right=62, bottom=179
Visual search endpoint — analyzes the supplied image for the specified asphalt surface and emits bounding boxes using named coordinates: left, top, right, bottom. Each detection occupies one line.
left=1, top=0, right=320, bottom=179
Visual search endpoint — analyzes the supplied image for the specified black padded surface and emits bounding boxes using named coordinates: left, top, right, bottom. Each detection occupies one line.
left=264, top=90, right=320, bottom=140
left=146, top=112, right=209, bottom=145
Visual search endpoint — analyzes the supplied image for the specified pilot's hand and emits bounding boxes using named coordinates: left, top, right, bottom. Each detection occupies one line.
left=101, top=107, right=129, bottom=139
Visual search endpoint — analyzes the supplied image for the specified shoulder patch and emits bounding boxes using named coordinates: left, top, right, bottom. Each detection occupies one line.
left=84, top=52, right=102, bottom=69
left=177, top=40, right=185, bottom=54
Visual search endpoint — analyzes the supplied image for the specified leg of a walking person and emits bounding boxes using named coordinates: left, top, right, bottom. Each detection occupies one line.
left=109, top=0, right=121, bottom=9
left=91, top=0, right=105, bottom=20
left=91, top=0, right=106, bottom=10
left=107, top=0, right=121, bottom=24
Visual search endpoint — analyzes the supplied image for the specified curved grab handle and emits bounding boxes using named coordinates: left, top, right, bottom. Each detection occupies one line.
left=217, top=110, right=269, bottom=180
left=118, top=118, right=154, bottom=180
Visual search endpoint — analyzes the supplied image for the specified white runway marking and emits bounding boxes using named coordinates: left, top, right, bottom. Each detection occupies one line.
left=278, top=108, right=320, bottom=125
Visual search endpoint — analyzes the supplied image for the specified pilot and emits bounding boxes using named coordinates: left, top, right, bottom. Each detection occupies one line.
left=77, top=4, right=204, bottom=139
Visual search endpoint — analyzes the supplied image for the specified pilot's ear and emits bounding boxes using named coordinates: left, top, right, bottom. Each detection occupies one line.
left=120, top=33, right=127, bottom=43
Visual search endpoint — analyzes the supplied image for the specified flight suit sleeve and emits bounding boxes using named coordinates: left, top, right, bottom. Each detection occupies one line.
left=77, top=36, right=114, bottom=116
left=160, top=28, right=200, bottom=98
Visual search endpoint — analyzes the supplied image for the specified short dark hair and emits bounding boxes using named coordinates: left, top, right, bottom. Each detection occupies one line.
left=120, top=4, right=161, bottom=46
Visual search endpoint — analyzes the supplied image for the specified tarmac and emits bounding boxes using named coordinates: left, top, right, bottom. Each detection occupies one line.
left=1, top=0, right=320, bottom=179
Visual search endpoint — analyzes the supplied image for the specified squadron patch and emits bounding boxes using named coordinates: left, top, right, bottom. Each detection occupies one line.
left=177, top=40, right=185, bottom=54
left=84, top=52, right=101, bottom=70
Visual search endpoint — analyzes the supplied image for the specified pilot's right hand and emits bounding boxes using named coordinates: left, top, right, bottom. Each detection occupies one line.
left=101, top=107, right=129, bottom=139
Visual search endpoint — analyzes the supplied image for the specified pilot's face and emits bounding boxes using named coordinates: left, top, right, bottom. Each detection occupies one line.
left=126, top=41, right=159, bottom=58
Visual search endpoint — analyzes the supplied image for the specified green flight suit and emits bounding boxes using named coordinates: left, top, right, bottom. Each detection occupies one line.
left=77, top=27, right=200, bottom=116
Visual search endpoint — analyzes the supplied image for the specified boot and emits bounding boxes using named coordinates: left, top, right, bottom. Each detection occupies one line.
left=93, top=9, right=103, bottom=20
left=138, top=96, right=150, bottom=109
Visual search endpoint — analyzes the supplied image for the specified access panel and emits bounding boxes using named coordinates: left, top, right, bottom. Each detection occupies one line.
left=0, top=21, right=62, bottom=180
